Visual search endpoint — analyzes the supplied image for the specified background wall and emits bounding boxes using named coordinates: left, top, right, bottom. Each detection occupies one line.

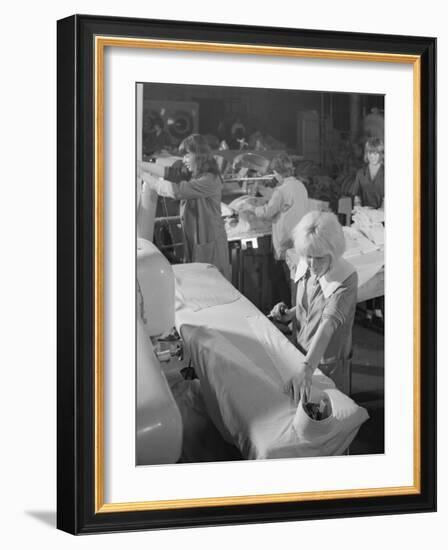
left=143, top=82, right=384, bottom=154
left=0, top=1, right=444, bottom=548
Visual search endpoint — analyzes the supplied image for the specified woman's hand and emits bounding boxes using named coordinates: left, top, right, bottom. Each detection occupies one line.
left=140, top=171, right=159, bottom=190
left=241, top=204, right=256, bottom=214
left=283, top=362, right=312, bottom=406
left=269, top=302, right=294, bottom=323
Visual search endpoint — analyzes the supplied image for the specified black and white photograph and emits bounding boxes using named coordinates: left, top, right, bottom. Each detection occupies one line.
left=135, top=82, right=385, bottom=465
left=0, top=0, right=442, bottom=544
left=54, top=8, right=435, bottom=537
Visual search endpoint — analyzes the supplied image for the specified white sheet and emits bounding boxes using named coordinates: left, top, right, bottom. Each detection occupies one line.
left=350, top=250, right=385, bottom=288
left=343, top=226, right=380, bottom=257
left=174, top=263, right=241, bottom=311
left=351, top=207, right=385, bottom=247
left=174, top=265, right=369, bottom=460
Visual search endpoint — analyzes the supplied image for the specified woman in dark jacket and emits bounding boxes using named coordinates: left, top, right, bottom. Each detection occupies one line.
left=352, top=137, right=384, bottom=328
left=352, top=137, right=384, bottom=209
left=139, top=134, right=230, bottom=279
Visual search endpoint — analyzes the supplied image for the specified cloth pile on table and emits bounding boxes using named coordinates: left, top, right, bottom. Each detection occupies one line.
left=220, top=202, right=234, bottom=217
left=231, top=152, right=271, bottom=175
left=351, top=206, right=385, bottom=247
left=224, top=195, right=272, bottom=239
left=342, top=226, right=380, bottom=257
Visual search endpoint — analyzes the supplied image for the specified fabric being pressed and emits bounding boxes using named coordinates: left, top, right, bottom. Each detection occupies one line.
left=175, top=267, right=369, bottom=460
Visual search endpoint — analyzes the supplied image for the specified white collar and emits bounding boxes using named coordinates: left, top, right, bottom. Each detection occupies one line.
left=294, top=257, right=356, bottom=299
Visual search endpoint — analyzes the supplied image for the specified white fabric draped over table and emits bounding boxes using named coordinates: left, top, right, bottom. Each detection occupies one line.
left=174, top=263, right=369, bottom=459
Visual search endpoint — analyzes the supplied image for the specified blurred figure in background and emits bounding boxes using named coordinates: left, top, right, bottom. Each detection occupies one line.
left=363, top=107, right=384, bottom=142
left=143, top=116, right=173, bottom=156
left=245, top=153, right=309, bottom=262
left=352, top=137, right=385, bottom=328
left=352, top=137, right=384, bottom=210
left=139, top=134, right=230, bottom=279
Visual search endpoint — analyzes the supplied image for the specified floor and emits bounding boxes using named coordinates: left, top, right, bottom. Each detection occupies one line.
left=165, top=366, right=243, bottom=463
left=349, top=314, right=385, bottom=455
left=164, top=309, right=384, bottom=462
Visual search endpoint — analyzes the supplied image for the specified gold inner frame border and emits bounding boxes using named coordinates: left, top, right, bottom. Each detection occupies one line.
left=94, top=35, right=421, bottom=513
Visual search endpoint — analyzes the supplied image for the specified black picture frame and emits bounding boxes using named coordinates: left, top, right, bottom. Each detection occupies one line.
left=57, top=14, right=436, bottom=535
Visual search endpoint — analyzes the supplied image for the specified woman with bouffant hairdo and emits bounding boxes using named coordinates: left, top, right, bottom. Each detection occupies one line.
left=139, top=134, right=230, bottom=279
left=269, top=211, right=358, bottom=403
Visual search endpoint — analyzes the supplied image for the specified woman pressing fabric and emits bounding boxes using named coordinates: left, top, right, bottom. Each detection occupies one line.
left=138, top=134, right=230, bottom=279
left=269, top=211, right=357, bottom=404
left=244, top=152, right=309, bottom=261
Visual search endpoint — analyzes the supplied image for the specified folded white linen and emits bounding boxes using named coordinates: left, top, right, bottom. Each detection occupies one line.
left=225, top=195, right=272, bottom=238
left=351, top=207, right=385, bottom=247
left=174, top=263, right=241, bottom=312
left=353, top=223, right=385, bottom=247
left=352, top=249, right=384, bottom=288
left=343, top=226, right=380, bottom=257
left=352, top=206, right=385, bottom=225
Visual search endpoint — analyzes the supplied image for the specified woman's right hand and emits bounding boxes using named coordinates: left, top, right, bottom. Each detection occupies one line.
left=140, top=172, right=159, bottom=190
left=241, top=204, right=256, bottom=214
left=269, top=302, right=293, bottom=323
left=283, top=362, right=312, bottom=406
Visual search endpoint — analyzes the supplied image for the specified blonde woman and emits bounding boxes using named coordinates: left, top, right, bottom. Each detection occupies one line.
left=139, top=134, right=230, bottom=279
left=352, top=137, right=385, bottom=326
left=352, top=137, right=384, bottom=209
left=270, top=211, right=357, bottom=403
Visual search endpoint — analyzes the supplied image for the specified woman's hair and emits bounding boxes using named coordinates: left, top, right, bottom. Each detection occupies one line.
left=293, top=211, right=345, bottom=264
left=364, top=137, right=384, bottom=163
left=270, top=152, right=295, bottom=177
left=179, top=134, right=220, bottom=176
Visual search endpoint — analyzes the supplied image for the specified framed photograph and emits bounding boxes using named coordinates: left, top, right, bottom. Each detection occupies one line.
left=57, top=14, right=436, bottom=534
